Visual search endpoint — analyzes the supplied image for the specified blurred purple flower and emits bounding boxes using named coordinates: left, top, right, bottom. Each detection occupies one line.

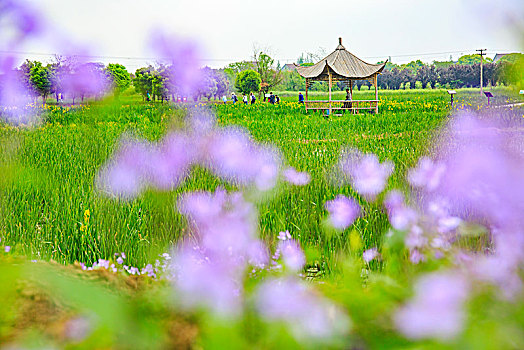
left=363, top=248, right=379, bottom=263
left=408, top=157, right=446, bottom=192
left=97, top=138, right=151, bottom=199
left=170, top=244, right=242, bottom=317
left=409, top=249, right=424, bottom=264
left=283, top=167, right=311, bottom=186
left=64, top=316, right=93, bottom=342
left=278, top=239, right=306, bottom=272
left=324, top=195, right=360, bottom=230
left=255, top=277, right=350, bottom=341
left=4, top=246, right=11, bottom=253
left=150, top=30, right=202, bottom=97
left=177, top=190, right=259, bottom=260
left=1, top=1, right=42, bottom=41
left=339, top=149, right=394, bottom=199
left=206, top=127, right=281, bottom=191
left=147, top=133, right=196, bottom=189
left=0, top=56, right=37, bottom=125
left=60, top=61, right=110, bottom=103
left=433, top=114, right=524, bottom=230
left=384, top=190, right=418, bottom=231
left=394, top=271, right=469, bottom=340
left=277, top=230, right=292, bottom=241
left=405, top=225, right=427, bottom=250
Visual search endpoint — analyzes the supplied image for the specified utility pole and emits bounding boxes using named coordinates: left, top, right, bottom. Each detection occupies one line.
left=476, top=49, right=486, bottom=95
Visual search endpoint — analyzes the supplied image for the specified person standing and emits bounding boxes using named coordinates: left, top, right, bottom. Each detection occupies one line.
left=275, top=95, right=280, bottom=104
left=232, top=92, right=238, bottom=104
left=243, top=94, right=248, bottom=104
left=222, top=95, right=227, bottom=104
left=344, top=88, right=352, bottom=109
left=298, top=92, right=304, bottom=104
left=269, top=92, right=275, bottom=104
left=250, top=93, right=256, bottom=104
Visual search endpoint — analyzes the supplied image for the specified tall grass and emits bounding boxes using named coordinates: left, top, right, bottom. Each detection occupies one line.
left=0, top=90, right=450, bottom=269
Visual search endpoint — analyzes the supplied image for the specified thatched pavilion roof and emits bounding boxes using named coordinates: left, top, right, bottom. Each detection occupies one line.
left=295, top=38, right=387, bottom=81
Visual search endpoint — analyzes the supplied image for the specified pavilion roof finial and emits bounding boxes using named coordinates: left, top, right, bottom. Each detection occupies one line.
left=336, top=37, right=345, bottom=50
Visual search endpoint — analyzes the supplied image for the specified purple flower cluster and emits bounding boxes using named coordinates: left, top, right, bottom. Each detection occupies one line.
left=283, top=167, right=311, bottom=186
left=79, top=252, right=171, bottom=279
left=255, top=277, right=350, bottom=340
left=170, top=190, right=268, bottom=316
left=0, top=0, right=42, bottom=124
left=149, top=30, right=203, bottom=98
left=98, top=113, right=308, bottom=198
left=324, top=195, right=360, bottom=230
left=392, top=111, right=524, bottom=340
left=166, top=189, right=349, bottom=341
left=395, top=272, right=469, bottom=340
left=339, top=149, right=394, bottom=200
left=363, top=248, right=379, bottom=263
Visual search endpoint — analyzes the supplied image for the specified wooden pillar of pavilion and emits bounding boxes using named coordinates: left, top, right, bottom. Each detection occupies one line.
left=328, top=66, right=332, bottom=116
left=305, top=78, right=309, bottom=112
left=374, top=74, right=379, bottom=114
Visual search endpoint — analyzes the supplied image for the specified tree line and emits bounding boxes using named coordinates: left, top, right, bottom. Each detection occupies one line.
left=0, top=57, right=132, bottom=105
left=277, top=53, right=524, bottom=91
left=2, top=52, right=521, bottom=106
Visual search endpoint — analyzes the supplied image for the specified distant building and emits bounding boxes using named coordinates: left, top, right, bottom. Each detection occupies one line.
left=280, top=63, right=297, bottom=72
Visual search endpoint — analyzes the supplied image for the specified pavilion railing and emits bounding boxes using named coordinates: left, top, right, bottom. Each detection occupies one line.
left=305, top=100, right=378, bottom=114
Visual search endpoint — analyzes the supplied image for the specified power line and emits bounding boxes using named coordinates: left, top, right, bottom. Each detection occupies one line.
left=0, top=48, right=518, bottom=65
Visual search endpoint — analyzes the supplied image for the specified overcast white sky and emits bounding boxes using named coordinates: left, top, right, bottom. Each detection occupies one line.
left=12, top=0, right=524, bottom=70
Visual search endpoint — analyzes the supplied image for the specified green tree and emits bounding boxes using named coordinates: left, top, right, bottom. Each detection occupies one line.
left=253, top=51, right=282, bottom=95
left=457, top=54, right=492, bottom=65
left=235, top=69, right=261, bottom=95
left=133, top=66, right=154, bottom=101
left=29, top=61, right=52, bottom=104
left=106, top=63, right=131, bottom=93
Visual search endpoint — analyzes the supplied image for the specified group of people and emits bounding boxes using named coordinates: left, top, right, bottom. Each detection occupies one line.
left=223, top=92, right=281, bottom=105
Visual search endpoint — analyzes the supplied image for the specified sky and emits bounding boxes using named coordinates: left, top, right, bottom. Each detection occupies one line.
left=8, top=0, right=524, bottom=71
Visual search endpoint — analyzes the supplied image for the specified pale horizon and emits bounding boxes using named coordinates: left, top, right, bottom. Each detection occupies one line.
left=7, top=0, right=524, bottom=72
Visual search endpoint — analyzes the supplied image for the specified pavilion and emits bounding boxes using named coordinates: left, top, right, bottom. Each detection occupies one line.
left=295, top=38, right=387, bottom=114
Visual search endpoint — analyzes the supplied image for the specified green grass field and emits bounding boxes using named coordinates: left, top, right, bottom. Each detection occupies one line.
left=0, top=88, right=489, bottom=270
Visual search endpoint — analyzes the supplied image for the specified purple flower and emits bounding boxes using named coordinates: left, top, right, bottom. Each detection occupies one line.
left=363, top=248, right=379, bottom=263
left=324, top=195, right=360, bottom=230
left=170, top=244, right=242, bottom=317
left=384, top=191, right=418, bottom=231
left=432, top=114, right=524, bottom=230
left=277, top=230, right=292, bottom=241
left=116, top=257, right=124, bottom=265
left=149, top=30, right=202, bottom=97
left=64, top=316, right=93, bottom=342
left=97, top=138, right=151, bottom=199
left=405, top=225, right=427, bottom=250
left=394, top=271, right=469, bottom=340
left=409, top=249, right=425, bottom=264
left=0, top=56, right=37, bottom=125
left=339, top=149, right=394, bottom=199
left=206, top=127, right=281, bottom=191
left=278, top=239, right=306, bottom=272
left=4, top=246, right=11, bottom=253
left=255, top=277, right=350, bottom=341
left=283, top=167, right=311, bottom=186
left=177, top=190, right=260, bottom=261
left=147, top=133, right=195, bottom=189
left=408, top=157, right=446, bottom=192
